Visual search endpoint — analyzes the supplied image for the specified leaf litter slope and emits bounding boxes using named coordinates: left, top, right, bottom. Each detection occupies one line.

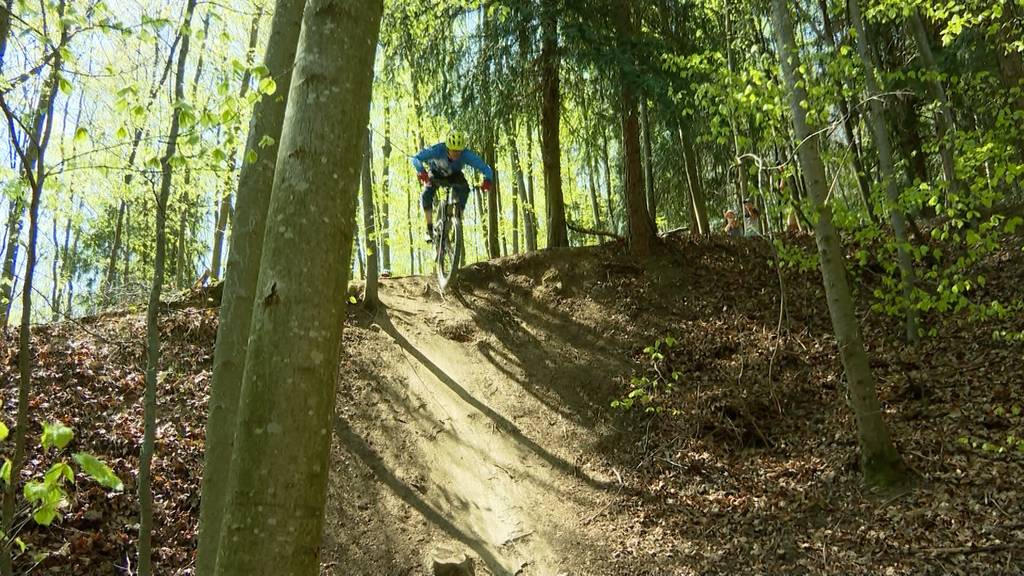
left=3, top=232, right=1023, bottom=575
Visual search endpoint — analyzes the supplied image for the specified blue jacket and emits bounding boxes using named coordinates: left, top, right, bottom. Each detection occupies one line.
left=411, top=143, right=494, bottom=182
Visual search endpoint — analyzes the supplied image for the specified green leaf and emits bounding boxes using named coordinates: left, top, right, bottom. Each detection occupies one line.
left=1, top=458, right=10, bottom=485
left=23, top=481, right=49, bottom=502
left=258, top=77, right=277, bottom=96
left=44, top=462, right=74, bottom=486
left=14, top=537, right=25, bottom=554
left=115, top=125, right=129, bottom=140
left=73, top=453, right=123, bottom=491
left=57, top=75, right=72, bottom=95
left=41, top=422, right=74, bottom=450
left=74, top=127, right=88, bottom=144
left=0, top=421, right=8, bottom=442
left=348, top=296, right=357, bottom=304
left=32, top=504, right=58, bottom=526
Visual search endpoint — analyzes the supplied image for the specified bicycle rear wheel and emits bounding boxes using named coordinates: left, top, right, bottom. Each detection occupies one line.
left=435, top=207, right=462, bottom=291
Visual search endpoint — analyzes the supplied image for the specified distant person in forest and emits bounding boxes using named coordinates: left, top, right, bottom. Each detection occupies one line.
left=743, top=198, right=761, bottom=237
left=411, top=130, right=494, bottom=243
left=724, top=209, right=743, bottom=237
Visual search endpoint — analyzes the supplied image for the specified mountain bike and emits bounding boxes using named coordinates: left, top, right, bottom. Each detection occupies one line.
left=433, top=185, right=463, bottom=292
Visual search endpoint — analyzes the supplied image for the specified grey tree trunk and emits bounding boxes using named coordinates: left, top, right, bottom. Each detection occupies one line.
left=848, top=0, right=920, bottom=343
left=540, top=1, right=567, bottom=248
left=195, top=0, right=304, bottom=572
left=138, top=2, right=197, bottom=574
left=212, top=2, right=382, bottom=574
left=1, top=2, right=66, bottom=570
left=361, top=129, right=379, bottom=310
left=772, top=0, right=907, bottom=487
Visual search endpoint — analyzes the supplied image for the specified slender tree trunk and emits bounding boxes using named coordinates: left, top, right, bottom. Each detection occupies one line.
left=138, top=2, right=197, bottom=574
left=540, top=1, right=567, bottom=248
left=509, top=133, right=536, bottom=252
left=212, top=2, right=382, bottom=573
left=817, top=0, right=876, bottom=222
left=380, top=101, right=392, bottom=272
left=601, top=125, right=615, bottom=232
left=587, top=153, right=602, bottom=230
left=361, top=129, right=379, bottom=309
left=209, top=11, right=262, bottom=281
left=772, top=0, right=907, bottom=487
left=849, top=0, right=920, bottom=343
left=1, top=1, right=66, bottom=568
left=909, top=10, right=958, bottom=196
left=678, top=124, right=709, bottom=235
left=640, top=98, right=657, bottom=229
left=196, top=1, right=303, bottom=571
left=0, top=0, right=13, bottom=71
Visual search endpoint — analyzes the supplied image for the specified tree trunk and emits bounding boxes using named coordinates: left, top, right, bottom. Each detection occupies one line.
left=817, top=0, right=876, bottom=222
left=1, top=1, right=66, bottom=569
left=195, top=0, right=303, bottom=570
left=540, top=1, right=567, bottom=248
left=138, top=2, right=197, bottom=574
left=485, top=144, right=500, bottom=259
left=509, top=133, right=536, bottom=252
left=587, top=153, right=602, bottom=230
left=772, top=0, right=907, bottom=487
left=361, top=129, right=379, bottom=310
left=678, top=124, right=709, bottom=235
left=212, top=2, right=382, bottom=573
left=849, top=0, right=920, bottom=343
left=640, top=98, right=657, bottom=229
left=601, top=125, right=615, bottom=232
left=380, top=101, right=392, bottom=272
left=909, top=10, right=958, bottom=196
left=615, top=3, right=657, bottom=257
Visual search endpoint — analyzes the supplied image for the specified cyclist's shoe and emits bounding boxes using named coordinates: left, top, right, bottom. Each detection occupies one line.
left=424, top=225, right=434, bottom=244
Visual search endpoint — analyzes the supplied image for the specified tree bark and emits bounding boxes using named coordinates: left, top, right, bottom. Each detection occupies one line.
left=195, top=0, right=304, bottom=572
left=210, top=10, right=262, bottom=281
left=640, top=98, right=657, bottom=229
left=380, top=100, right=392, bottom=272
left=817, top=0, right=876, bottom=222
left=601, top=125, right=615, bottom=232
left=138, top=2, right=198, bottom=574
left=678, top=124, right=709, bottom=235
left=772, top=0, right=906, bottom=487
left=212, top=0, right=382, bottom=571
left=540, top=1, right=567, bottom=248
left=361, top=129, right=379, bottom=309
left=849, top=0, right=920, bottom=342
left=1, top=1, right=66, bottom=569
left=615, top=3, right=657, bottom=257
left=909, top=10, right=958, bottom=196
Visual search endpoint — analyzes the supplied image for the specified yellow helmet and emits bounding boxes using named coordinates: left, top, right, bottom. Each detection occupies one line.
left=446, top=130, right=468, bottom=151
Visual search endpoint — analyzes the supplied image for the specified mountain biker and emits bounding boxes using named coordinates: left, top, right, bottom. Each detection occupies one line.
left=411, top=130, right=494, bottom=243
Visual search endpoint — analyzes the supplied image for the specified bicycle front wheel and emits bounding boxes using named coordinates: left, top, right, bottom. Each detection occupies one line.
left=436, top=213, right=462, bottom=291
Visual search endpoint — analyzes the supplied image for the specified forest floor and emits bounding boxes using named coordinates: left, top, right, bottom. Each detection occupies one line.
left=1, top=232, right=1023, bottom=575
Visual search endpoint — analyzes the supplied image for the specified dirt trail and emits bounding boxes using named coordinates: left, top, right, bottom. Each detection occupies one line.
left=324, top=270, right=630, bottom=576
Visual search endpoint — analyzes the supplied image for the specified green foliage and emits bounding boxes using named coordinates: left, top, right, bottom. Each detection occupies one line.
left=0, top=420, right=122, bottom=551
left=773, top=239, right=818, bottom=272
left=612, top=336, right=681, bottom=414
